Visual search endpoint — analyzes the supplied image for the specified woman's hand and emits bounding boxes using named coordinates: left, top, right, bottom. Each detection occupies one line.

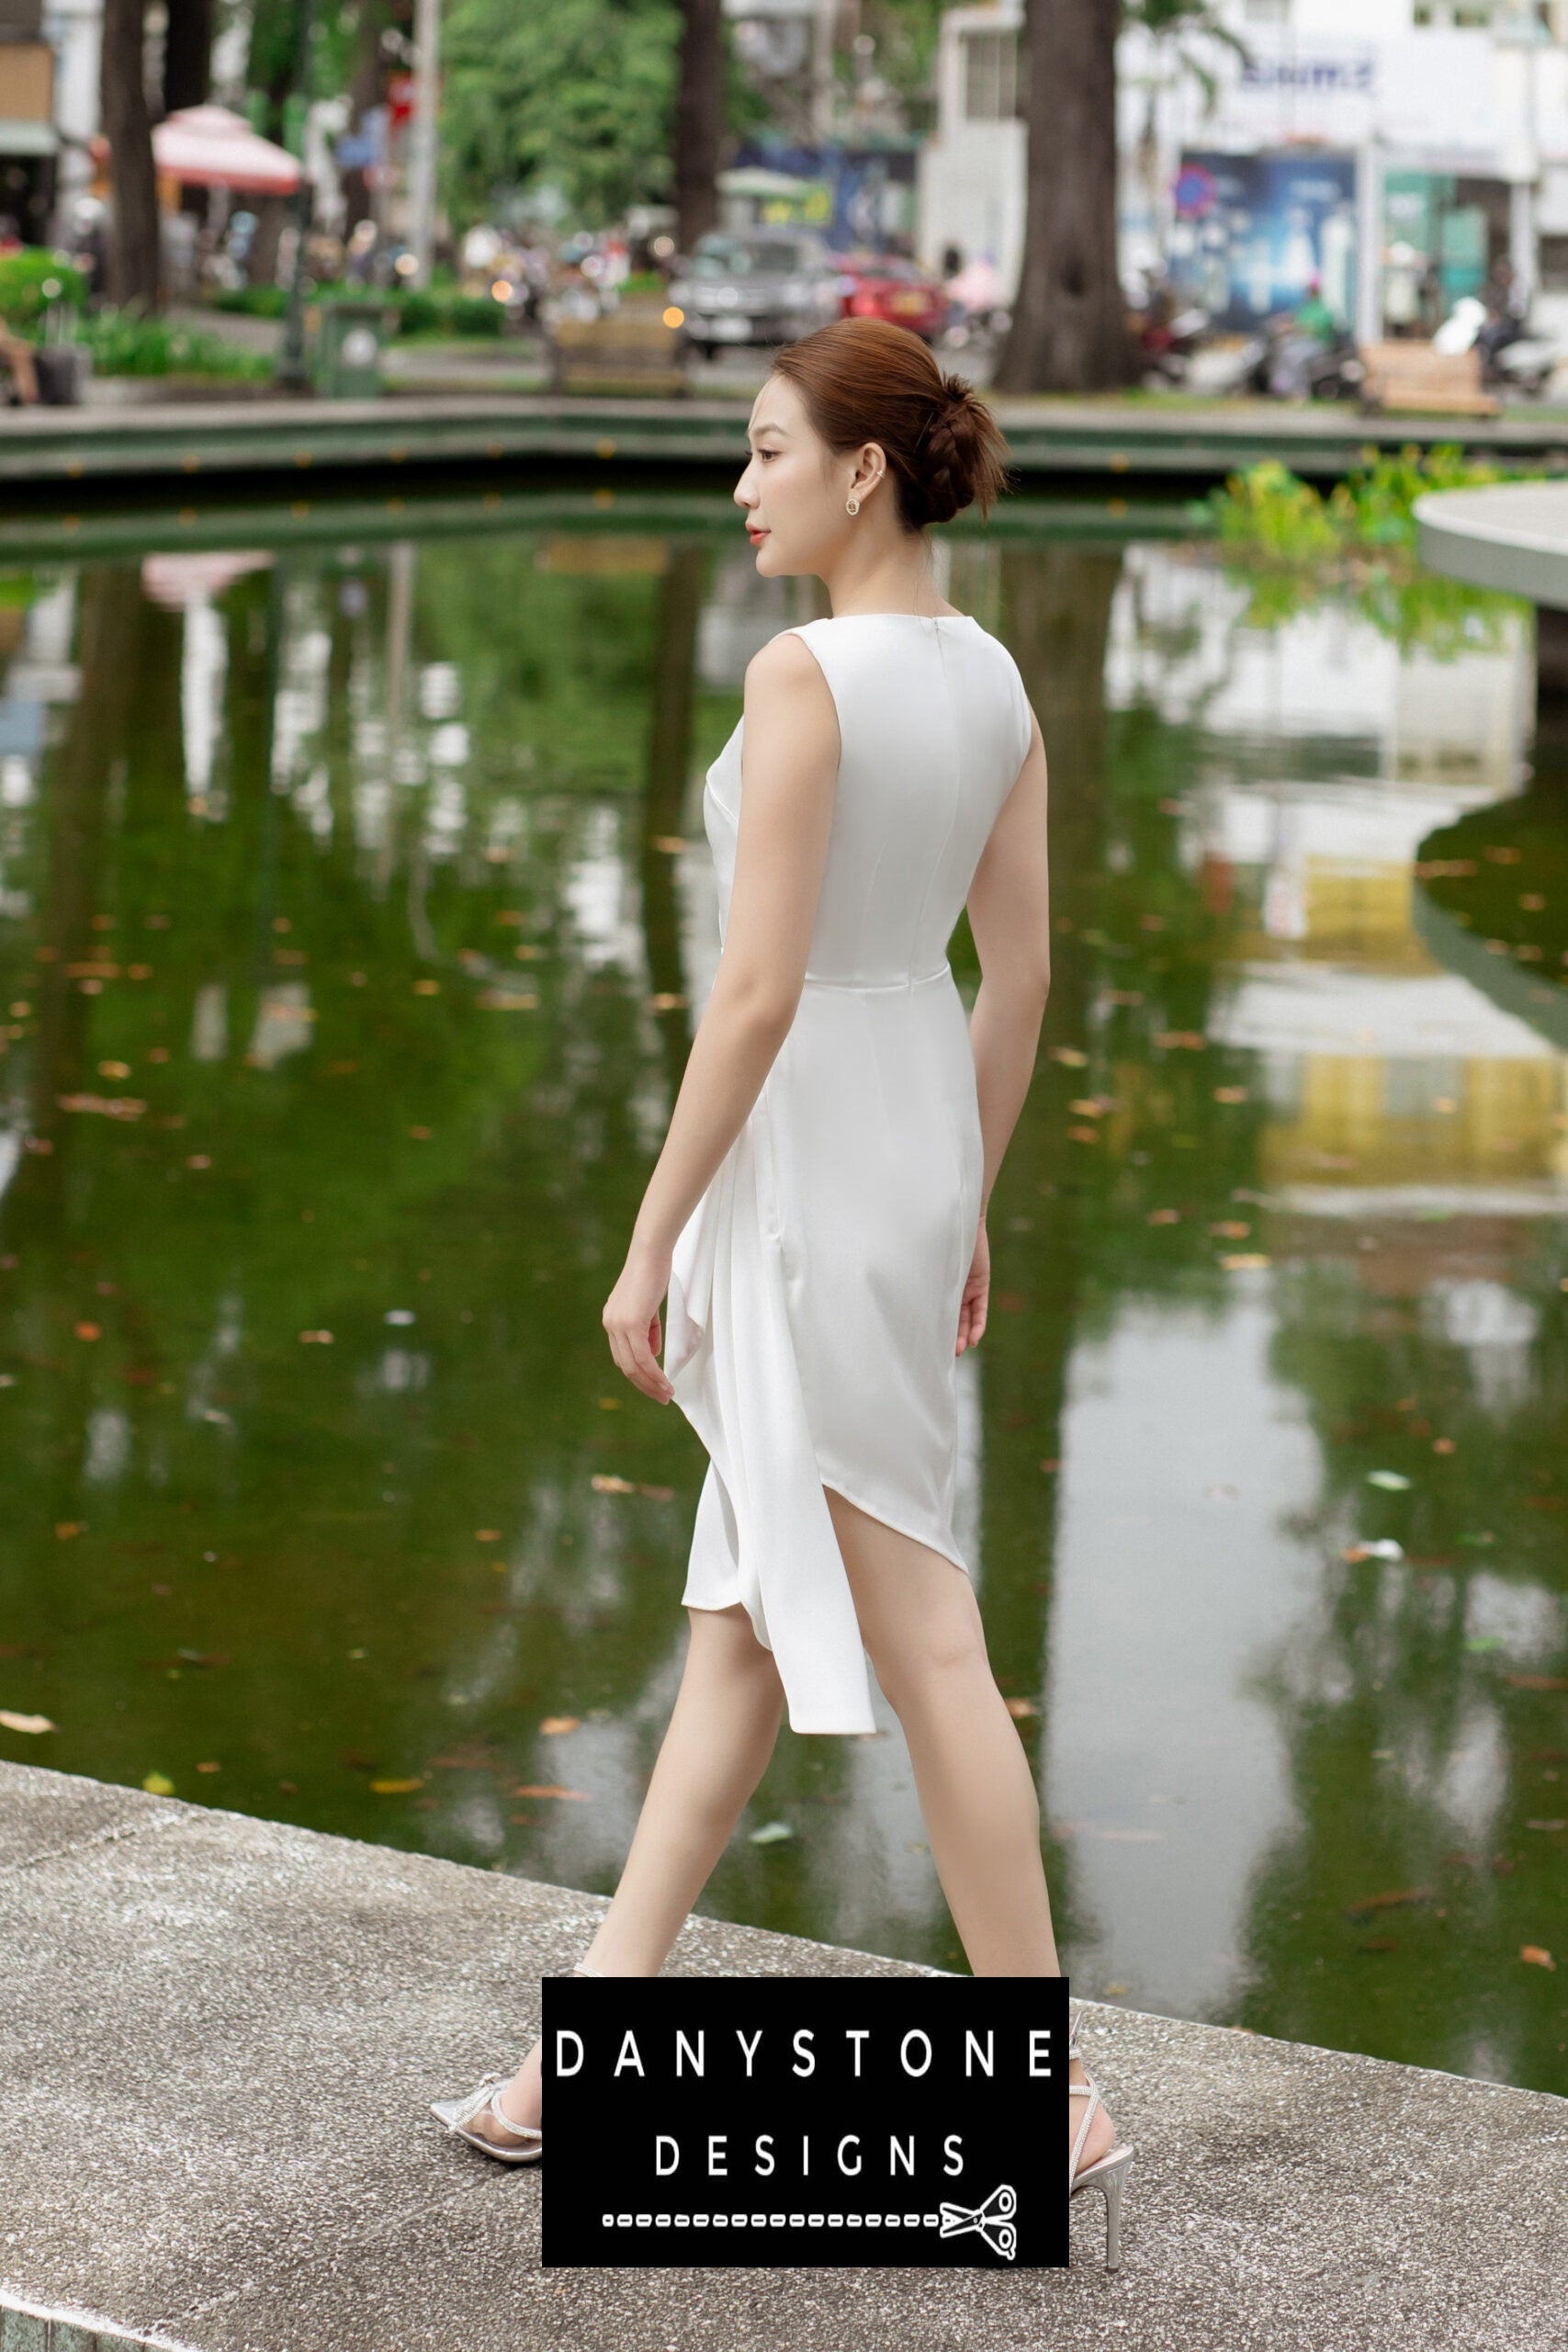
left=955, top=1212, right=989, bottom=1355
left=603, top=1242, right=676, bottom=1404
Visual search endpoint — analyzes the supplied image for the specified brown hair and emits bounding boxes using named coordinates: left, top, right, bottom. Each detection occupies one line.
left=769, top=316, right=1015, bottom=532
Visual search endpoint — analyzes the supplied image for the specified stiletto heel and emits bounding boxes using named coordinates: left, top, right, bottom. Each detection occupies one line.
left=1066, top=2004, right=1134, bottom=2273
left=430, top=1959, right=603, bottom=2161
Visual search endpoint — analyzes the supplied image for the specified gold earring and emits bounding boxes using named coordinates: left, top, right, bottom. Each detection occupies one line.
left=846, top=496, right=860, bottom=516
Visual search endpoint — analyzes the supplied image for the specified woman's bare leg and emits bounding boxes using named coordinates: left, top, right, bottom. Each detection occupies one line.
left=474, top=1600, right=784, bottom=2142
left=822, top=1484, right=1114, bottom=2173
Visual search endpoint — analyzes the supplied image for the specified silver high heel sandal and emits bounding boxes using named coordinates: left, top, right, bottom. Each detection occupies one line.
left=430, top=1962, right=604, bottom=2163
left=1067, top=2004, right=1134, bottom=2272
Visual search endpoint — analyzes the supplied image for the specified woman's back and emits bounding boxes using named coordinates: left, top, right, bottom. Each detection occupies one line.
left=705, top=611, right=1032, bottom=988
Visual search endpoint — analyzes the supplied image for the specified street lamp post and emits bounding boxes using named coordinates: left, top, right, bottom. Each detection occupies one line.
left=276, top=0, right=318, bottom=395
left=407, top=0, right=442, bottom=289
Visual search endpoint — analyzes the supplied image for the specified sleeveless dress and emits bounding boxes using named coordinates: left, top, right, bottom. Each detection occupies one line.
left=661, top=612, right=1033, bottom=1736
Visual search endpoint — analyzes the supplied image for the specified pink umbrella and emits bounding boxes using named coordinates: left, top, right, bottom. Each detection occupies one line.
left=152, top=105, right=301, bottom=196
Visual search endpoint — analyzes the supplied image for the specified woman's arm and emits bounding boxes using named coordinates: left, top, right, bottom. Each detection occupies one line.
left=953, top=708, right=1050, bottom=1353
left=603, top=632, right=840, bottom=1402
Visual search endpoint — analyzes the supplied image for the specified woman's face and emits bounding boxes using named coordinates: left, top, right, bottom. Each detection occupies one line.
left=734, top=373, right=882, bottom=576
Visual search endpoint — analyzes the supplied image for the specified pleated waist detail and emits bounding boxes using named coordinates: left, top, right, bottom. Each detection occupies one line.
left=800, top=960, right=952, bottom=994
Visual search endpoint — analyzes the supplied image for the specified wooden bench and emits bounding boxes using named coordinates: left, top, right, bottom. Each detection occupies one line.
left=548, top=306, right=689, bottom=397
left=1359, top=339, right=1499, bottom=418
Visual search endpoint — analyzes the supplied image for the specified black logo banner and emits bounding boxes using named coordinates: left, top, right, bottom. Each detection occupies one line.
left=541, top=1974, right=1069, bottom=2267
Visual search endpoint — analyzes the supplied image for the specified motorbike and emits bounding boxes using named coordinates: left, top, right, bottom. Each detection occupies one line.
left=1433, top=294, right=1559, bottom=398
left=1235, top=316, right=1364, bottom=401
left=1137, top=302, right=1210, bottom=387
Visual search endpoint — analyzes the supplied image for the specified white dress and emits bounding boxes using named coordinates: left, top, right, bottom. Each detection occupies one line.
left=662, top=612, right=1033, bottom=1735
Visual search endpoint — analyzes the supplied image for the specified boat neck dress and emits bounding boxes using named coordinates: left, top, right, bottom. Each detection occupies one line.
left=661, top=611, right=1034, bottom=1736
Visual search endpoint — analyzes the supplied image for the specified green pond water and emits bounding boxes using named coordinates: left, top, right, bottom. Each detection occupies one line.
left=1, top=500, right=1565, bottom=2098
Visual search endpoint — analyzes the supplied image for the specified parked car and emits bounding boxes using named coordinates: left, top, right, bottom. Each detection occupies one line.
left=828, top=250, right=949, bottom=341
left=667, top=232, right=842, bottom=357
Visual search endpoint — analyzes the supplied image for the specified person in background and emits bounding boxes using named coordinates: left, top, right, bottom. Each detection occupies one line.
left=1293, top=274, right=1336, bottom=343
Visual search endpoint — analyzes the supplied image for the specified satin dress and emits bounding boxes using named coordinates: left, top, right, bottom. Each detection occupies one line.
left=662, top=612, right=1033, bottom=1734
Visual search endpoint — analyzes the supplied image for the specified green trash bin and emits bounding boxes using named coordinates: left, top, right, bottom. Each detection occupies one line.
left=313, top=299, right=389, bottom=398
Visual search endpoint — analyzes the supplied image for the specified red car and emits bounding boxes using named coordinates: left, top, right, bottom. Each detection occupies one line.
left=828, top=251, right=949, bottom=341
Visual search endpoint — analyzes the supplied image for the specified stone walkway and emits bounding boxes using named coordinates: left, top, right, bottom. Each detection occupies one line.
left=0, top=1761, right=1564, bottom=2352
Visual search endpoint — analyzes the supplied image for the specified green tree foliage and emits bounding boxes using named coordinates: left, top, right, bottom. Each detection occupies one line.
left=441, top=0, right=683, bottom=227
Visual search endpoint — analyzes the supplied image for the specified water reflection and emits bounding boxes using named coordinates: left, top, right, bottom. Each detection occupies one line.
left=0, top=511, right=1562, bottom=2097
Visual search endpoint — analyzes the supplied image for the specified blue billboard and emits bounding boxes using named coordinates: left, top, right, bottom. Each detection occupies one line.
left=1168, top=151, right=1359, bottom=330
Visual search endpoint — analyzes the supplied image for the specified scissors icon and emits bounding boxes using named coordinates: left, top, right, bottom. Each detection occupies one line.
left=938, top=2179, right=1018, bottom=2260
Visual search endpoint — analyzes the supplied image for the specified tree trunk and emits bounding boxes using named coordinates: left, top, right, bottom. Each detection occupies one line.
left=245, top=193, right=289, bottom=288
left=672, top=0, right=724, bottom=256
left=100, top=0, right=163, bottom=311
left=992, top=0, right=1132, bottom=393
left=162, top=0, right=212, bottom=115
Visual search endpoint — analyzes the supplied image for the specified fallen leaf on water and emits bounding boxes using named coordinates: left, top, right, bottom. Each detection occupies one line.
left=73, top=1322, right=101, bottom=1342
left=592, top=1474, right=636, bottom=1493
left=1147, top=1208, right=1180, bottom=1226
left=56, top=1093, right=145, bottom=1121
left=511, top=1783, right=591, bottom=1800
left=651, top=835, right=688, bottom=854
left=98, top=1060, right=131, bottom=1080
left=637, top=1483, right=674, bottom=1501
left=1221, top=1253, right=1270, bottom=1271
left=1067, top=1100, right=1102, bottom=1118
left=299, top=1329, right=334, bottom=1345
left=1506, top=1674, right=1568, bottom=1691
left=1004, top=1697, right=1038, bottom=1719
left=141, top=1770, right=175, bottom=1794
left=1213, top=1086, right=1248, bottom=1104
left=1343, top=1888, right=1432, bottom=1918
left=1367, top=1470, right=1411, bottom=1491
left=1155, top=1031, right=1206, bottom=1050
left=750, top=1820, right=794, bottom=1844
left=1048, top=1046, right=1088, bottom=1067
left=407, top=1125, right=432, bottom=1141
left=186, top=1155, right=211, bottom=1171
left=1067, top=1125, right=1099, bottom=1145
left=540, top=1714, right=581, bottom=1735
left=1525, top=1819, right=1567, bottom=1833
left=369, top=1777, right=424, bottom=1795
left=54, top=1522, right=85, bottom=1540
left=412, top=978, right=441, bottom=996
left=0, top=1710, right=55, bottom=1735
left=476, top=989, right=540, bottom=1011
left=475, top=1529, right=502, bottom=1543
left=1521, top=1946, right=1556, bottom=1970
left=1210, top=1221, right=1250, bottom=1238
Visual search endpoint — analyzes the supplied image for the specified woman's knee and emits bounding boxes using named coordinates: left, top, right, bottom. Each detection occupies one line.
left=865, top=1593, right=990, bottom=1714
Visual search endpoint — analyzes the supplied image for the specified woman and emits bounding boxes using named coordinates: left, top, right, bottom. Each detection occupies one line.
left=433, top=317, right=1133, bottom=2267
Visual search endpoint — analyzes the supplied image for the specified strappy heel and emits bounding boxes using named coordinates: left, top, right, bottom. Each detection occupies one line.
left=430, top=1960, right=604, bottom=2163
left=1067, top=2004, right=1134, bottom=2272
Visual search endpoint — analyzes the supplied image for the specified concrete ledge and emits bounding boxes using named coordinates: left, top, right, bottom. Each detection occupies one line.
left=2, top=1761, right=1565, bottom=2350
left=1416, top=480, right=1568, bottom=609
left=6, top=391, right=1568, bottom=492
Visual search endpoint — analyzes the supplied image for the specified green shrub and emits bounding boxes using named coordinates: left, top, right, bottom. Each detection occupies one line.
left=0, top=248, right=87, bottom=331
left=1190, top=445, right=1537, bottom=654
left=80, top=308, right=273, bottom=380
left=211, top=285, right=289, bottom=318
left=1195, top=444, right=1523, bottom=560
